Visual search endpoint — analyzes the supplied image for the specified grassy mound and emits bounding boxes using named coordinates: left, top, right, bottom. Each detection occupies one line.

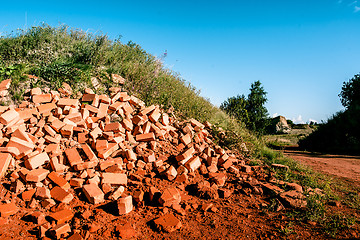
left=0, top=24, right=261, bottom=152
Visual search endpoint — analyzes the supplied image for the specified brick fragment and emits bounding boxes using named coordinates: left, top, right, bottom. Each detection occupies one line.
left=26, top=168, right=49, bottom=182
left=135, top=132, right=156, bottom=142
left=64, top=148, right=83, bottom=167
left=115, top=222, right=136, bottom=239
left=69, top=178, right=85, bottom=188
left=97, top=103, right=108, bottom=118
left=81, top=144, right=98, bottom=162
left=28, top=211, right=46, bottom=225
left=50, top=186, right=74, bottom=204
left=116, top=195, right=133, bottom=215
left=175, top=147, right=195, bottom=165
left=49, top=209, right=74, bottom=224
left=98, top=143, right=119, bottom=159
left=7, top=137, right=35, bottom=157
left=102, top=173, right=127, bottom=185
left=0, top=202, right=18, bottom=217
left=48, top=172, right=70, bottom=190
left=159, top=187, right=181, bottom=207
left=50, top=223, right=71, bottom=239
left=154, top=213, right=182, bottom=233
left=83, top=184, right=104, bottom=204
left=57, top=98, right=79, bottom=107
left=149, top=108, right=161, bottom=123
left=185, top=156, right=201, bottom=172
left=24, top=152, right=50, bottom=170
left=0, top=153, right=12, bottom=178
left=0, top=109, right=20, bottom=125
left=37, top=102, right=57, bottom=114
left=22, top=188, right=36, bottom=201
left=125, top=149, right=137, bottom=161
left=110, top=186, right=125, bottom=200
left=32, top=94, right=52, bottom=103
left=35, top=187, right=51, bottom=200
left=104, top=122, right=123, bottom=133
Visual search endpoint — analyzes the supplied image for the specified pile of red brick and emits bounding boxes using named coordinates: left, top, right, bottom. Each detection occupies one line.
left=0, top=79, right=250, bottom=239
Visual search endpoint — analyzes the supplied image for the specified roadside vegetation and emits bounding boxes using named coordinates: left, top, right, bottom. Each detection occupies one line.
left=300, top=74, right=360, bottom=154
left=0, top=24, right=359, bottom=237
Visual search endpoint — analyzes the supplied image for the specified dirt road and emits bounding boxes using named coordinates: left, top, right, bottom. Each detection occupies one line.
left=284, top=150, right=360, bottom=186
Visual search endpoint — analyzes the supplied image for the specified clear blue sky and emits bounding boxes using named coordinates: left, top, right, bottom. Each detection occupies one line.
left=1, top=0, right=360, bottom=123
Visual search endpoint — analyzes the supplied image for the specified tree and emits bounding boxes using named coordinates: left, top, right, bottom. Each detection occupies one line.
left=220, top=94, right=250, bottom=126
left=339, top=74, right=360, bottom=109
left=246, top=80, right=269, bottom=134
left=220, top=80, right=269, bottom=134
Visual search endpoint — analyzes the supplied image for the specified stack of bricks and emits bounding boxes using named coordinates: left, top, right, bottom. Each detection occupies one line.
left=0, top=81, right=248, bottom=238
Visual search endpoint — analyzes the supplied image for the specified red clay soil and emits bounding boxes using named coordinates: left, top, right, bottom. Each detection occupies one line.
left=284, top=150, right=360, bottom=186
left=0, top=173, right=339, bottom=240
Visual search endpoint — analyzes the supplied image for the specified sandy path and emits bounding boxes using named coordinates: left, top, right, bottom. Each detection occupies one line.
left=284, top=150, right=360, bottom=185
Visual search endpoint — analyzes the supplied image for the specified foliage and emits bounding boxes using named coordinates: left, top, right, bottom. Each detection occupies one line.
left=220, top=94, right=249, bottom=126
left=246, top=80, right=269, bottom=133
left=300, top=74, right=360, bottom=154
left=339, top=74, right=360, bottom=109
left=220, top=80, right=269, bottom=135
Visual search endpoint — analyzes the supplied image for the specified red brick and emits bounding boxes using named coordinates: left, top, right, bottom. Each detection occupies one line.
left=83, top=184, right=104, bottom=204
left=101, top=173, right=127, bottom=185
left=35, top=186, right=51, bottom=200
left=68, top=233, right=82, bottom=240
left=7, top=137, right=35, bottom=157
left=50, top=223, right=71, bottom=239
left=26, top=168, right=49, bottom=182
left=179, top=133, right=192, bottom=146
left=48, top=172, right=70, bottom=190
left=0, top=153, right=12, bottom=178
left=28, top=211, right=46, bottom=225
left=0, top=147, right=20, bottom=158
left=51, top=119, right=66, bottom=132
left=77, top=132, right=88, bottom=143
left=98, top=143, right=119, bottom=159
left=121, top=118, right=133, bottom=131
left=32, top=94, right=52, bottom=103
left=24, top=152, right=50, bottom=170
left=117, top=195, right=133, bottom=215
left=69, top=178, right=84, bottom=188
left=149, top=108, right=161, bottom=123
left=0, top=109, right=19, bottom=125
left=82, top=93, right=96, bottom=102
left=85, top=104, right=99, bottom=113
left=57, top=98, right=79, bottom=107
left=189, top=118, right=205, bottom=129
left=37, top=102, right=57, bottom=114
left=104, top=122, right=124, bottom=132
left=159, top=187, right=181, bottom=207
left=185, top=156, right=201, bottom=172
left=95, top=139, right=108, bottom=151
left=175, top=147, right=195, bottom=165
left=50, top=186, right=73, bottom=204
left=0, top=79, right=11, bottom=90
left=0, top=202, right=18, bottom=217
left=135, top=132, right=156, bottom=142
left=49, top=209, right=74, bottom=224
left=125, top=149, right=137, bottom=161
left=64, top=148, right=83, bottom=167
left=81, top=143, right=98, bottom=162
left=22, top=188, right=36, bottom=201
left=153, top=213, right=182, bottom=233
left=97, top=103, right=108, bottom=119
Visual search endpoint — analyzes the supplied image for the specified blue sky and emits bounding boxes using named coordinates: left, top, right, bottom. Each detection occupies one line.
left=1, top=0, right=360, bottom=123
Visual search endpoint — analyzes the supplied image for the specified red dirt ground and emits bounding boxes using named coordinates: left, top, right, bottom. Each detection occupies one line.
left=284, top=150, right=360, bottom=186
